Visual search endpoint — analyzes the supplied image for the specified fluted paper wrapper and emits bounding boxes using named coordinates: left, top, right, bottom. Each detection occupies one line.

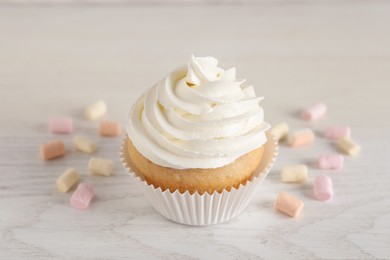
left=120, top=132, right=278, bottom=226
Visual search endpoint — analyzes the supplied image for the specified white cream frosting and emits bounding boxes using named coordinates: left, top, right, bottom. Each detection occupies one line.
left=127, top=55, right=270, bottom=169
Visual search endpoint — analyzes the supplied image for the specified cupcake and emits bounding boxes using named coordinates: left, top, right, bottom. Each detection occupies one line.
left=122, top=55, right=277, bottom=225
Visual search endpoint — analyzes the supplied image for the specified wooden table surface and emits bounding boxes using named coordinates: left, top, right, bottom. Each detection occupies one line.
left=1, top=2, right=389, bottom=259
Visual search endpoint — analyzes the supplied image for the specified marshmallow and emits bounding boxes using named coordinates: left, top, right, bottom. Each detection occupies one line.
left=73, top=136, right=97, bottom=154
left=40, top=140, right=66, bottom=160
left=281, top=164, right=308, bottom=183
left=71, top=183, right=94, bottom=210
left=337, top=137, right=361, bottom=156
left=56, top=168, right=79, bottom=193
left=319, top=154, right=344, bottom=170
left=88, top=157, right=114, bottom=176
left=49, top=117, right=73, bottom=134
left=271, top=122, right=289, bottom=142
left=314, top=175, right=333, bottom=201
left=301, top=102, right=327, bottom=121
left=289, top=128, right=315, bottom=147
left=275, top=192, right=304, bottom=218
left=85, top=101, right=107, bottom=120
left=99, top=121, right=121, bottom=137
left=325, top=126, right=351, bottom=139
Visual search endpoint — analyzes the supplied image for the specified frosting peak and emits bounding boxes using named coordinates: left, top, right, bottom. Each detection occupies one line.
left=127, top=55, right=270, bottom=169
left=186, top=55, right=224, bottom=85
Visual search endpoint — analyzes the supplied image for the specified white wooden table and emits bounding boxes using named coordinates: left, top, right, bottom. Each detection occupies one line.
left=1, top=2, right=389, bottom=259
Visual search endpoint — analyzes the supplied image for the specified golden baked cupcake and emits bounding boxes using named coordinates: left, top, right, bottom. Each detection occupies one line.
left=126, top=55, right=270, bottom=195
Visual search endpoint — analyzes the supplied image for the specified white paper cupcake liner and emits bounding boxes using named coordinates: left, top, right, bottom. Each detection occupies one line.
left=120, top=131, right=278, bottom=226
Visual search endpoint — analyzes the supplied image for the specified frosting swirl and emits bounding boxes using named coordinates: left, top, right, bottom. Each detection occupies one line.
left=127, top=55, right=270, bottom=169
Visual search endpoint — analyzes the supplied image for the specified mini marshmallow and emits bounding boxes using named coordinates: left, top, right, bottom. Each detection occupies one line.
left=271, top=122, right=289, bottom=142
left=325, top=126, right=351, bottom=139
left=88, top=157, right=114, bottom=176
left=99, top=121, right=121, bottom=137
left=301, top=102, right=327, bottom=121
left=337, top=137, right=361, bottom=156
left=85, top=101, right=107, bottom=120
left=314, top=175, right=333, bottom=201
left=281, top=164, right=308, bottom=183
left=71, top=183, right=94, bottom=210
left=319, top=154, right=344, bottom=170
left=40, top=140, right=66, bottom=160
left=275, top=192, right=304, bottom=218
left=49, top=117, right=73, bottom=134
left=289, top=128, right=315, bottom=147
left=56, top=168, right=79, bottom=193
left=73, top=136, right=97, bottom=154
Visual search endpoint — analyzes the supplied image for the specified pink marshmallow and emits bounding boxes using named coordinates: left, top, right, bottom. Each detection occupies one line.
left=325, top=126, right=351, bottom=139
left=49, top=117, right=73, bottom=134
left=71, top=183, right=94, bottom=210
left=314, top=175, right=333, bottom=201
left=319, top=154, right=344, bottom=170
left=301, top=102, right=327, bottom=121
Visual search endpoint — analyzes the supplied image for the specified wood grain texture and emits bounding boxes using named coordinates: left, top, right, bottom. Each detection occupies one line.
left=0, top=2, right=389, bottom=259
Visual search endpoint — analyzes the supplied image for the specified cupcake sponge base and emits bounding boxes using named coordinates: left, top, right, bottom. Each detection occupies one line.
left=126, top=138, right=264, bottom=195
